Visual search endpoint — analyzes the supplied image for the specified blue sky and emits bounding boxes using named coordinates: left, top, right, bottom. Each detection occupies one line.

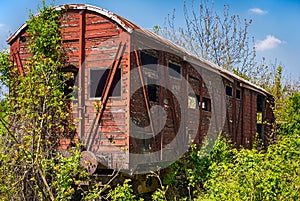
left=0, top=0, right=299, bottom=80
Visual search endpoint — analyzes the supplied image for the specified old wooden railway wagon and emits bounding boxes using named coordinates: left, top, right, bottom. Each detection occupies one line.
left=7, top=4, right=274, bottom=175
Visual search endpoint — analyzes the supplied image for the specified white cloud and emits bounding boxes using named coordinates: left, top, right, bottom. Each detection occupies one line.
left=0, top=24, right=8, bottom=36
left=255, top=35, right=284, bottom=51
left=0, top=23, right=10, bottom=36
left=249, top=8, right=268, bottom=15
left=0, top=24, right=8, bottom=32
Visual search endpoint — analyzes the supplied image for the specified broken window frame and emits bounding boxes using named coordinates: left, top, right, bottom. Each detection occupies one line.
left=257, top=95, right=264, bottom=112
left=226, top=85, right=233, bottom=96
left=146, top=77, right=158, bottom=102
left=236, top=89, right=241, bottom=99
left=60, top=66, right=79, bottom=101
left=168, top=61, right=182, bottom=79
left=140, top=51, right=158, bottom=72
left=188, top=93, right=200, bottom=109
left=202, top=97, right=211, bottom=112
left=88, top=67, right=122, bottom=100
left=256, top=95, right=264, bottom=138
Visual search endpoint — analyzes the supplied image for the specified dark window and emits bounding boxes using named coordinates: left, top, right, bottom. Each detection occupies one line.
left=257, top=95, right=264, bottom=137
left=236, top=89, right=241, bottom=99
left=168, top=62, right=181, bottom=78
left=61, top=66, right=78, bottom=100
left=20, top=36, right=28, bottom=43
left=64, top=71, right=78, bottom=100
left=147, top=78, right=158, bottom=102
left=257, top=123, right=263, bottom=138
left=141, top=52, right=158, bottom=71
left=202, top=97, right=211, bottom=111
left=257, top=95, right=263, bottom=112
left=89, top=68, right=121, bottom=99
left=226, top=85, right=233, bottom=96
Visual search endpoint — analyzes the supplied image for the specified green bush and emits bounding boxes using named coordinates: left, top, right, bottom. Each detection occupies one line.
left=196, top=93, right=300, bottom=201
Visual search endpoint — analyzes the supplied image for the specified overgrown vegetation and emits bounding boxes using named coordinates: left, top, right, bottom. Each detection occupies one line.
left=197, top=93, right=300, bottom=201
left=0, top=50, right=10, bottom=87
left=0, top=3, right=85, bottom=200
left=0, top=3, right=121, bottom=201
left=152, top=93, right=300, bottom=201
left=158, top=0, right=255, bottom=78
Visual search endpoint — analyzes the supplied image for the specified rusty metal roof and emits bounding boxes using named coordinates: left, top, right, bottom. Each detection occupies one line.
left=7, top=4, right=271, bottom=96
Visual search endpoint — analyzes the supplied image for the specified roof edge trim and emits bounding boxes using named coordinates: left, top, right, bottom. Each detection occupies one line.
left=7, top=4, right=134, bottom=44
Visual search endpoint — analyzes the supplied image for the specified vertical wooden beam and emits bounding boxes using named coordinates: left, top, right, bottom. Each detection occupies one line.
left=78, top=10, right=86, bottom=140
left=158, top=51, right=165, bottom=159
left=241, top=87, right=245, bottom=147
left=199, top=69, right=203, bottom=144
left=232, top=81, right=237, bottom=143
left=163, top=61, right=179, bottom=135
left=262, top=96, right=266, bottom=144
left=249, top=91, right=253, bottom=148
left=128, top=41, right=139, bottom=154
left=126, top=38, right=131, bottom=154
left=220, top=78, right=224, bottom=142
left=181, top=61, right=187, bottom=147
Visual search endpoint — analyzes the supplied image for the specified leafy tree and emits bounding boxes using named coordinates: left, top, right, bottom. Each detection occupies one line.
left=0, top=50, right=10, bottom=87
left=0, top=50, right=10, bottom=97
left=159, top=0, right=256, bottom=78
left=158, top=0, right=300, bottom=95
left=279, top=93, right=300, bottom=134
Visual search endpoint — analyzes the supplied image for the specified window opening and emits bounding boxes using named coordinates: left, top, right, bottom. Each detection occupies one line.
left=226, top=85, right=233, bottom=96
left=236, top=89, right=241, bottom=99
left=256, top=95, right=264, bottom=137
left=257, top=95, right=263, bottom=112
left=147, top=78, right=158, bottom=102
left=168, top=62, right=181, bottom=78
left=64, top=71, right=78, bottom=100
left=257, top=112, right=263, bottom=124
left=188, top=93, right=200, bottom=109
left=202, top=97, right=211, bottom=111
left=61, top=66, right=78, bottom=100
left=20, top=36, right=29, bottom=43
left=141, top=52, right=158, bottom=71
left=89, top=68, right=121, bottom=99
